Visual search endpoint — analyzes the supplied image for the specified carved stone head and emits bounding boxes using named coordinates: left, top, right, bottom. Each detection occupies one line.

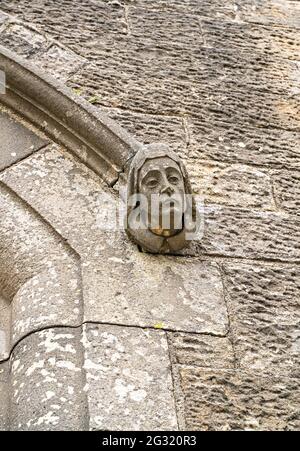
left=126, top=144, right=197, bottom=254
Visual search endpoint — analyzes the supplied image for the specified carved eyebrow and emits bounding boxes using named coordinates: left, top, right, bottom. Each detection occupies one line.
left=141, top=169, right=161, bottom=180
left=166, top=167, right=181, bottom=174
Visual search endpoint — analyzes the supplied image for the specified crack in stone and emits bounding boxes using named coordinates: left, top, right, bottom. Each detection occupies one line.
left=0, top=142, right=51, bottom=176
left=0, top=320, right=230, bottom=366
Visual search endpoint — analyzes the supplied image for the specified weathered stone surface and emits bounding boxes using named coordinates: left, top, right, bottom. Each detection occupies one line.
left=0, top=144, right=228, bottom=334
left=83, top=323, right=178, bottom=431
left=0, top=144, right=113, bottom=256
left=169, top=333, right=235, bottom=369
left=10, top=328, right=88, bottom=431
left=123, top=0, right=300, bottom=29
left=234, top=0, right=300, bottom=29
left=0, top=0, right=125, bottom=49
left=23, top=0, right=295, bottom=142
left=223, top=263, right=300, bottom=376
left=185, top=160, right=275, bottom=209
left=193, top=205, right=300, bottom=262
left=179, top=367, right=300, bottom=431
left=273, top=170, right=300, bottom=216
left=32, top=44, right=86, bottom=82
left=201, top=18, right=300, bottom=60
left=0, top=22, right=47, bottom=58
left=0, top=181, right=82, bottom=359
left=103, top=107, right=187, bottom=155
left=11, top=263, right=82, bottom=346
left=1, top=1, right=298, bottom=172
left=0, top=363, right=8, bottom=431
left=0, top=294, right=10, bottom=361
left=83, top=251, right=228, bottom=335
left=0, top=181, right=77, bottom=300
left=69, top=45, right=299, bottom=127
left=0, top=0, right=299, bottom=432
left=0, top=110, right=48, bottom=171
left=189, top=121, right=300, bottom=171
left=0, top=10, right=9, bottom=27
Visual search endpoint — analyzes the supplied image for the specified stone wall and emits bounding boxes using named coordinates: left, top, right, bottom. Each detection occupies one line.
left=0, top=0, right=299, bottom=430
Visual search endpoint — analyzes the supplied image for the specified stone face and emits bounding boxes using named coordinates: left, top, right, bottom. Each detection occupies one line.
left=179, top=367, right=300, bottom=431
left=0, top=145, right=229, bottom=335
left=83, top=323, right=178, bottom=431
left=0, top=110, right=48, bottom=171
left=223, top=263, right=300, bottom=377
left=125, top=144, right=196, bottom=254
left=169, top=333, right=235, bottom=369
left=0, top=0, right=299, bottom=432
left=9, top=328, right=88, bottom=431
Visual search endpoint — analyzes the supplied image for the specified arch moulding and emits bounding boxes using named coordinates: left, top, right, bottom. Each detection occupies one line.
left=0, top=45, right=142, bottom=186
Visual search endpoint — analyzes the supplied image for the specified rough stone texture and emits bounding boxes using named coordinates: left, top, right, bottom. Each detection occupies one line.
left=185, top=160, right=275, bottom=209
left=273, top=170, right=300, bottom=216
left=11, top=263, right=82, bottom=346
left=0, top=363, right=9, bottom=431
left=0, top=143, right=116, bottom=257
left=0, top=181, right=78, bottom=300
left=9, top=328, right=88, bottom=431
left=83, top=323, right=178, bottom=431
left=1, top=144, right=228, bottom=335
left=0, top=294, right=10, bottom=361
left=0, top=0, right=299, bottom=432
left=0, top=109, right=48, bottom=171
left=30, top=43, right=87, bottom=82
left=169, top=333, right=235, bottom=369
left=193, top=205, right=300, bottom=262
left=0, top=22, right=48, bottom=58
left=223, top=263, right=300, bottom=377
left=0, top=180, right=82, bottom=363
left=101, top=107, right=187, bottom=155
left=83, top=253, right=228, bottom=335
left=0, top=10, right=9, bottom=27
left=179, top=367, right=300, bottom=431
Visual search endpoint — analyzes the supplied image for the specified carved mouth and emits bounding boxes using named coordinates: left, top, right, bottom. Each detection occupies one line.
left=160, top=198, right=182, bottom=209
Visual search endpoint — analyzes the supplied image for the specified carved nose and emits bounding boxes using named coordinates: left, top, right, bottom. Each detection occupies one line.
left=161, top=184, right=174, bottom=196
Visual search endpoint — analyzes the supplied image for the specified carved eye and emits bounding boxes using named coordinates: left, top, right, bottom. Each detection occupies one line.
left=147, top=178, right=159, bottom=189
left=168, top=176, right=180, bottom=184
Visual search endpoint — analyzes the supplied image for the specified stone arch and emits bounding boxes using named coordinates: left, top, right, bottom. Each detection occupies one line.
left=0, top=181, right=88, bottom=430
left=0, top=44, right=228, bottom=432
left=0, top=45, right=142, bottom=186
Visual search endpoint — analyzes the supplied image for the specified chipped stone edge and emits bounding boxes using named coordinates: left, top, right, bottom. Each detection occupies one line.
left=0, top=45, right=143, bottom=186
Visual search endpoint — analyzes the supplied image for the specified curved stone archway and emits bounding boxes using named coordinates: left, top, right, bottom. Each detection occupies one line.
left=0, top=45, right=142, bottom=185
left=0, top=181, right=88, bottom=430
left=1, top=6, right=299, bottom=430
left=0, top=58, right=230, bottom=430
